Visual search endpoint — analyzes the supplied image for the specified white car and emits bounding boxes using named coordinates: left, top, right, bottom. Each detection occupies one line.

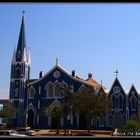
left=16, top=127, right=36, bottom=136
left=0, top=130, right=26, bottom=136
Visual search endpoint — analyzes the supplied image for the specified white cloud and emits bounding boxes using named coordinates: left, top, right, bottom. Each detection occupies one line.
left=0, top=87, right=9, bottom=99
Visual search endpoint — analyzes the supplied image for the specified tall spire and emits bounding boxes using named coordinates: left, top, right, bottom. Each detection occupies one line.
left=16, top=12, right=26, bottom=61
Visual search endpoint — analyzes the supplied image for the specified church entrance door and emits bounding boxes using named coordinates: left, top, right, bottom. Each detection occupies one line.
left=27, top=109, right=34, bottom=129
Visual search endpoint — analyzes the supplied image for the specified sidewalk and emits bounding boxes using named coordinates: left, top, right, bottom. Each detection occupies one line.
left=34, top=129, right=113, bottom=137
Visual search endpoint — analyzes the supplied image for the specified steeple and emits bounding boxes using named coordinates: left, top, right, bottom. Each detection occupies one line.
left=16, top=14, right=26, bottom=61
left=9, top=11, right=31, bottom=127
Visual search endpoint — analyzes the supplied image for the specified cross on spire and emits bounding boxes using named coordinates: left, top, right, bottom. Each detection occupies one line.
left=114, top=69, right=119, bottom=77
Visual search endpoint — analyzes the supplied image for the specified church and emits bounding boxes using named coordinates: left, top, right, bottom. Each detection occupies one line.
left=9, top=14, right=139, bottom=130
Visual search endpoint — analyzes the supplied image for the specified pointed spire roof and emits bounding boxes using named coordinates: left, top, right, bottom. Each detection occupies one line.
left=109, top=76, right=126, bottom=96
left=16, top=14, right=26, bottom=60
left=128, top=84, right=138, bottom=95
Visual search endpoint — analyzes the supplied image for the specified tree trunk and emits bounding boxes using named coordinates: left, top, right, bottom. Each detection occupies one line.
left=56, top=119, right=59, bottom=135
left=87, top=114, right=90, bottom=133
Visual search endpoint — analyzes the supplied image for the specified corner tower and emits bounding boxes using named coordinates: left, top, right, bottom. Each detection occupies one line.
left=9, top=13, right=31, bottom=127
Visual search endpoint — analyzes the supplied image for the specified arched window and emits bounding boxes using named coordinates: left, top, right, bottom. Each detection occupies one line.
left=28, top=87, right=35, bottom=99
left=111, top=94, right=116, bottom=109
left=61, top=82, right=68, bottom=96
left=54, top=83, right=61, bottom=98
left=15, top=68, right=20, bottom=78
left=47, top=84, right=53, bottom=98
left=115, top=97, right=118, bottom=109
left=131, top=97, right=136, bottom=110
left=15, top=88, right=19, bottom=97
left=119, top=94, right=123, bottom=109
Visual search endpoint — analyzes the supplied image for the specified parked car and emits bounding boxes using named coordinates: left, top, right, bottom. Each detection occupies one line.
left=15, top=127, right=36, bottom=136
left=0, top=130, right=26, bottom=136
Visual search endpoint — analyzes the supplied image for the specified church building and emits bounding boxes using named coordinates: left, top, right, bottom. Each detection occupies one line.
left=9, top=14, right=139, bottom=130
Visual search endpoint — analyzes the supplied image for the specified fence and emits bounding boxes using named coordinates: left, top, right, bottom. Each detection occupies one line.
left=117, top=129, right=140, bottom=136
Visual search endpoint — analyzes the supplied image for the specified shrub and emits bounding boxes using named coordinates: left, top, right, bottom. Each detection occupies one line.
left=124, top=120, right=140, bottom=129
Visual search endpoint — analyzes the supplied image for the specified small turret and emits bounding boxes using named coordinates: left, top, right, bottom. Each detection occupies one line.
left=39, top=71, right=44, bottom=78
left=88, top=71, right=92, bottom=79
left=72, top=70, right=76, bottom=77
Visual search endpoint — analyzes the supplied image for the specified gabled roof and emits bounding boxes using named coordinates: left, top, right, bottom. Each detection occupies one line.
left=108, top=77, right=126, bottom=95
left=85, top=78, right=101, bottom=89
left=128, top=84, right=138, bottom=95
left=28, top=63, right=96, bottom=88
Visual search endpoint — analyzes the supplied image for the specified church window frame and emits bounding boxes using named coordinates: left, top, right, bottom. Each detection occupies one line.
left=130, top=96, right=137, bottom=110
left=28, top=86, right=36, bottom=99
left=110, top=94, right=116, bottom=109
left=15, top=88, right=19, bottom=97
left=115, top=96, right=119, bottom=109
left=60, top=81, right=68, bottom=97
left=54, top=81, right=61, bottom=98
left=45, top=82, right=53, bottom=98
left=15, top=67, right=20, bottom=78
left=118, top=93, right=124, bottom=109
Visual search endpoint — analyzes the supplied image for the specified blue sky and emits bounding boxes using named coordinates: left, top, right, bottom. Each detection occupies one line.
left=1, top=3, right=140, bottom=99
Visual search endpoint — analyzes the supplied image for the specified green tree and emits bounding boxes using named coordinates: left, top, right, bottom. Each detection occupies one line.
left=47, top=103, right=64, bottom=135
left=67, top=88, right=111, bottom=133
left=96, top=89, right=111, bottom=121
left=59, top=85, right=74, bottom=135
left=0, top=106, right=9, bottom=126
left=0, top=106, right=8, bottom=118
